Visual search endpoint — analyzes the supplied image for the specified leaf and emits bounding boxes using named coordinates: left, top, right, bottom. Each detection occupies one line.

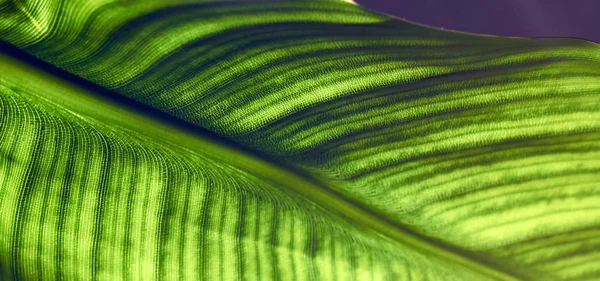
left=1, top=0, right=599, bottom=280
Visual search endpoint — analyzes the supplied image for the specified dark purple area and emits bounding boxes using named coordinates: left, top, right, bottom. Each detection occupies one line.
left=355, top=0, right=600, bottom=43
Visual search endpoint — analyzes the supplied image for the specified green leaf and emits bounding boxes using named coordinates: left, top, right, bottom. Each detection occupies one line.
left=1, top=0, right=599, bottom=280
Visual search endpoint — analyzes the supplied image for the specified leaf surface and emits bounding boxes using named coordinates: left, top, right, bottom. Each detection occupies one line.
left=1, top=0, right=599, bottom=280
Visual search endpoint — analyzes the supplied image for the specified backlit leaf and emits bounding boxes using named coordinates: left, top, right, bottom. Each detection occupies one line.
left=1, top=0, right=599, bottom=280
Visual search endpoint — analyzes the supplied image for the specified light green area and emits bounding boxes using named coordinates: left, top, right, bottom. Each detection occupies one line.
left=1, top=0, right=600, bottom=280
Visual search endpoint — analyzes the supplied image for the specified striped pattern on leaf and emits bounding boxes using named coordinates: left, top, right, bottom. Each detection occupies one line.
left=1, top=0, right=600, bottom=280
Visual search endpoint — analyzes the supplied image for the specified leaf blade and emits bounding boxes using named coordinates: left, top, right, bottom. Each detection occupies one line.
left=1, top=0, right=600, bottom=280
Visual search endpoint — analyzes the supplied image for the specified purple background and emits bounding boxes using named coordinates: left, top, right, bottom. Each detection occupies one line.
left=355, top=0, right=600, bottom=43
